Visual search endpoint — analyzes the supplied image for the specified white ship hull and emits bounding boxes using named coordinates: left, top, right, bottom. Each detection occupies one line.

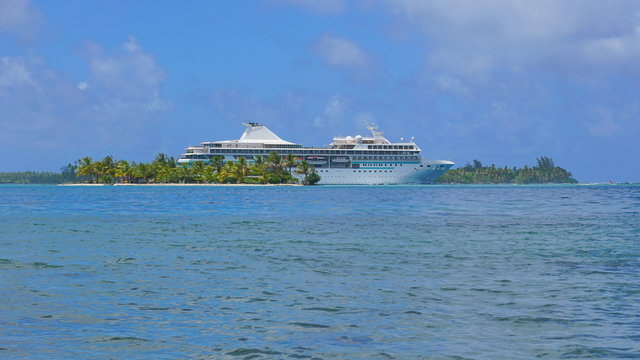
left=301, top=159, right=453, bottom=185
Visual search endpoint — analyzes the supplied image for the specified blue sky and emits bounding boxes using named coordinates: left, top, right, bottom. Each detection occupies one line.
left=1, top=0, right=639, bottom=182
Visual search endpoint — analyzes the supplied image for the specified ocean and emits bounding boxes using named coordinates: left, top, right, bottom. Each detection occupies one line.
left=1, top=184, right=639, bottom=359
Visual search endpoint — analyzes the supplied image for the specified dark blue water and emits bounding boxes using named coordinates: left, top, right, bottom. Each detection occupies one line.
left=1, top=185, right=639, bottom=359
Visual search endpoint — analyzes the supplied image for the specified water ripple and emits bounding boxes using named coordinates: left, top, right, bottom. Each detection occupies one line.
left=1, top=184, right=639, bottom=359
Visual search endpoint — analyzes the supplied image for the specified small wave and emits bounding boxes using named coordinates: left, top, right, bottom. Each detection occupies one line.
left=226, top=348, right=282, bottom=356
left=303, top=307, right=342, bottom=313
left=30, top=262, right=62, bottom=268
left=137, top=306, right=170, bottom=311
left=289, top=322, right=330, bottom=328
left=97, top=336, right=149, bottom=342
left=561, top=345, right=639, bottom=358
left=495, top=315, right=573, bottom=325
left=331, top=335, right=373, bottom=345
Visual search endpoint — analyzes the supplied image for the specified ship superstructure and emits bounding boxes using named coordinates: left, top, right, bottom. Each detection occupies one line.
left=177, top=123, right=453, bottom=184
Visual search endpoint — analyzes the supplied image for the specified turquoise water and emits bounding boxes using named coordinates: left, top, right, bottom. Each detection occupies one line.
left=1, top=185, right=639, bottom=359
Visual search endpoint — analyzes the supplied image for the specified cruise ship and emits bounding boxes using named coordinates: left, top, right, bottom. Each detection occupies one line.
left=177, top=123, right=454, bottom=184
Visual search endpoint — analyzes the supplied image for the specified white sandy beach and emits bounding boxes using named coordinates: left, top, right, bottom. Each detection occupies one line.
left=59, top=183, right=303, bottom=186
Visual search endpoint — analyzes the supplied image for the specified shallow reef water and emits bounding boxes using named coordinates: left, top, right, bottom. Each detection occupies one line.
left=0, top=184, right=639, bottom=359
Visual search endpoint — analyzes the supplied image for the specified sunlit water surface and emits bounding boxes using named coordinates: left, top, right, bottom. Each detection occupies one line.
left=1, top=185, right=639, bottom=359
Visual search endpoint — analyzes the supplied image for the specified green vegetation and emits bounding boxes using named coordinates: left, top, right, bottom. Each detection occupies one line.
left=71, top=152, right=320, bottom=185
left=0, top=164, right=77, bottom=184
left=1, top=154, right=576, bottom=185
left=436, top=156, right=578, bottom=184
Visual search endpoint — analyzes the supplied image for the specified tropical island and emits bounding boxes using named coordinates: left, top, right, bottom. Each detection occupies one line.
left=0, top=152, right=320, bottom=185
left=0, top=155, right=578, bottom=185
left=436, top=156, right=578, bottom=184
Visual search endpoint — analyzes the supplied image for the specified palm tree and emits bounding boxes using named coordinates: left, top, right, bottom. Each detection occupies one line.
left=218, top=161, right=237, bottom=183
left=306, top=166, right=321, bottom=185
left=296, top=160, right=309, bottom=178
left=133, top=163, right=154, bottom=183
left=209, top=155, right=223, bottom=172
left=76, top=156, right=96, bottom=183
left=295, top=160, right=320, bottom=185
left=92, top=156, right=116, bottom=183
left=167, top=156, right=177, bottom=168
left=234, top=157, right=249, bottom=183
left=253, top=155, right=263, bottom=167
left=115, top=160, right=131, bottom=183
left=203, top=164, right=217, bottom=183
left=176, top=163, right=192, bottom=183
left=191, top=161, right=206, bottom=183
left=153, top=153, right=168, bottom=167
left=285, top=154, right=296, bottom=181
left=156, top=163, right=179, bottom=183
left=265, top=151, right=285, bottom=181
left=536, top=156, right=554, bottom=169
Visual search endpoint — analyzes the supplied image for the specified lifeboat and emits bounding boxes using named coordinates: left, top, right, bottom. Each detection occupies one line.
left=331, top=157, right=350, bottom=163
left=306, top=156, right=327, bottom=165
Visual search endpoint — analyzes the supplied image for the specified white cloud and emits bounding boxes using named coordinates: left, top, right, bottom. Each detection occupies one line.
left=123, top=37, right=142, bottom=52
left=0, top=55, right=83, bottom=146
left=355, top=112, right=375, bottom=127
left=313, top=35, right=376, bottom=80
left=0, top=38, right=170, bottom=150
left=387, top=0, right=640, bottom=77
left=0, top=56, right=34, bottom=87
left=314, top=35, right=369, bottom=69
left=436, top=74, right=471, bottom=96
left=314, top=95, right=345, bottom=127
left=85, top=37, right=168, bottom=113
left=0, top=0, right=40, bottom=40
left=274, top=0, right=346, bottom=15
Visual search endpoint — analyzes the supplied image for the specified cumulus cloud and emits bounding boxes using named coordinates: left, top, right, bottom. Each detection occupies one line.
left=0, top=0, right=41, bottom=41
left=436, top=74, right=471, bottom=96
left=0, top=56, right=35, bottom=87
left=85, top=37, right=167, bottom=109
left=0, top=38, right=169, bottom=152
left=273, top=0, right=346, bottom=15
left=314, top=94, right=345, bottom=127
left=0, top=55, right=84, bottom=147
left=314, top=36, right=369, bottom=68
left=386, top=0, right=640, bottom=77
left=313, top=35, right=375, bottom=80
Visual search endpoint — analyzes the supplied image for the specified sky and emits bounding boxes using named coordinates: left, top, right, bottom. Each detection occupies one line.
left=1, top=0, right=639, bottom=182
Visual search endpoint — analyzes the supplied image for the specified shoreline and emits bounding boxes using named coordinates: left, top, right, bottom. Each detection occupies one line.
left=58, top=183, right=304, bottom=187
